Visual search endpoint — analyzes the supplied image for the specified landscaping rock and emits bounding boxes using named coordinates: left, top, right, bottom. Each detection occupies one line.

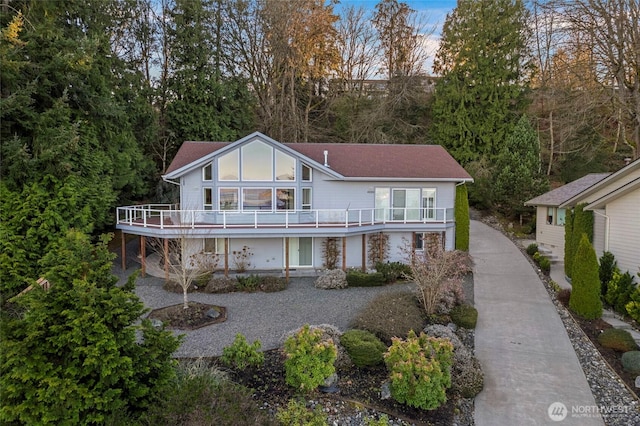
left=314, top=269, right=348, bottom=289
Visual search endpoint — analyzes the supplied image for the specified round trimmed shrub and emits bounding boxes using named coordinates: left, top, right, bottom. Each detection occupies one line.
left=597, top=328, right=639, bottom=352
left=621, top=351, right=640, bottom=375
left=350, top=292, right=425, bottom=345
left=526, top=243, right=538, bottom=256
left=340, top=329, right=387, bottom=367
left=283, top=325, right=337, bottom=392
left=557, top=288, right=571, bottom=307
left=449, top=304, right=478, bottom=329
left=282, top=324, right=351, bottom=369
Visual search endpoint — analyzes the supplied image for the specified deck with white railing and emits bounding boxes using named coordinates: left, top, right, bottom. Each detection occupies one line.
left=116, top=204, right=454, bottom=233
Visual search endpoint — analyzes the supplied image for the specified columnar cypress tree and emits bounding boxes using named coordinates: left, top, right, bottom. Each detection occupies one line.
left=569, top=203, right=593, bottom=279
left=569, top=233, right=602, bottom=319
left=455, top=184, right=470, bottom=251
left=564, top=208, right=574, bottom=277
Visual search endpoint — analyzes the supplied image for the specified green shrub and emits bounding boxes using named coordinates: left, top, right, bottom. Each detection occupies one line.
left=621, top=351, right=640, bottom=375
left=351, top=292, right=425, bottom=345
left=375, top=261, right=411, bottom=283
left=195, top=271, right=213, bottom=288
left=526, top=243, right=538, bottom=256
left=144, top=360, right=275, bottom=425
left=599, top=251, right=617, bottom=297
left=276, top=399, right=327, bottom=426
left=340, top=329, right=387, bottom=367
left=597, top=328, right=639, bottom=352
left=365, top=414, right=390, bottom=426
left=538, top=257, right=551, bottom=273
left=569, top=234, right=602, bottom=319
left=259, top=275, right=288, bottom=292
left=605, top=270, right=635, bottom=315
left=346, top=270, right=385, bottom=287
left=283, top=324, right=337, bottom=392
left=221, top=334, right=265, bottom=370
left=449, top=304, right=478, bottom=329
left=236, top=274, right=261, bottom=292
left=625, top=285, right=640, bottom=323
left=384, top=330, right=453, bottom=410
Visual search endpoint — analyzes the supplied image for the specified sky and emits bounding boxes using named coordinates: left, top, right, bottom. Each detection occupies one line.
left=335, top=0, right=458, bottom=74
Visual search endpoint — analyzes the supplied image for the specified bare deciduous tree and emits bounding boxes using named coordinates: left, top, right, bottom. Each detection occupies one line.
left=149, top=236, right=219, bottom=309
left=403, top=239, right=471, bottom=316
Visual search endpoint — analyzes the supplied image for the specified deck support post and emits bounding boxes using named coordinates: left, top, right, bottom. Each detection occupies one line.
left=361, top=234, right=366, bottom=272
left=121, top=232, right=126, bottom=270
left=224, top=238, right=229, bottom=277
left=164, top=238, right=169, bottom=281
left=285, top=237, right=290, bottom=283
left=342, top=237, right=347, bottom=271
left=140, top=236, right=146, bottom=277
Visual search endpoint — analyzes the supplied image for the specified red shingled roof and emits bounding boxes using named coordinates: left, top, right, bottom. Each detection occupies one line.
left=165, top=141, right=472, bottom=181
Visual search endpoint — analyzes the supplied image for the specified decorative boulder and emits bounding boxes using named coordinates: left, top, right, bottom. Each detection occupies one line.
left=314, top=269, right=347, bottom=290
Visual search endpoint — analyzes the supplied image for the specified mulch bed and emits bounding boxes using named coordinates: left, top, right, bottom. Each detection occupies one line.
left=210, top=349, right=457, bottom=426
left=148, top=302, right=227, bottom=329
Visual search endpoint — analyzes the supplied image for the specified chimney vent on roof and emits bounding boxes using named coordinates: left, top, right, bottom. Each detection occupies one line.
left=323, top=150, right=329, bottom=167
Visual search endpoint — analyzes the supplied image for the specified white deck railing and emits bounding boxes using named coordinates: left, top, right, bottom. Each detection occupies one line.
left=116, top=204, right=454, bottom=230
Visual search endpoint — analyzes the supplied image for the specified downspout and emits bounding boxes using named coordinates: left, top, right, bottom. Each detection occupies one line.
left=592, top=210, right=610, bottom=252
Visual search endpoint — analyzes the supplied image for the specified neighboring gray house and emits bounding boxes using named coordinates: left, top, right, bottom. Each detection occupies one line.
left=524, top=173, right=610, bottom=255
left=116, top=132, right=473, bottom=277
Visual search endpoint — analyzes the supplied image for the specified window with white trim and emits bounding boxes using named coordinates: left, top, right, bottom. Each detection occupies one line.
left=243, top=188, right=272, bottom=210
left=203, top=163, right=213, bottom=181
left=218, top=150, right=239, bottom=181
left=302, top=188, right=312, bottom=210
left=276, top=188, right=295, bottom=210
left=302, top=164, right=312, bottom=182
left=219, top=188, right=239, bottom=210
left=203, top=238, right=225, bottom=254
left=203, top=188, right=214, bottom=210
left=422, top=188, right=436, bottom=219
left=275, top=150, right=295, bottom=181
left=242, top=141, right=273, bottom=181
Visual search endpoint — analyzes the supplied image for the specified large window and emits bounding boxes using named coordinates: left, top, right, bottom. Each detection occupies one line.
left=276, top=151, right=295, bottom=181
left=218, top=150, right=239, bottom=181
left=243, top=188, right=272, bottom=210
left=276, top=188, right=295, bottom=210
left=219, top=188, right=239, bottom=210
left=242, top=141, right=272, bottom=181
left=392, top=189, right=420, bottom=220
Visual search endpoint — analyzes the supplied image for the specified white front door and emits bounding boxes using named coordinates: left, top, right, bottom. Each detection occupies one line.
left=287, top=237, right=313, bottom=267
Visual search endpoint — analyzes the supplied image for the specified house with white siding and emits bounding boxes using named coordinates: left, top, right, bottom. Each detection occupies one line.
left=116, top=132, right=473, bottom=278
left=560, top=158, right=640, bottom=278
left=524, top=173, right=610, bottom=255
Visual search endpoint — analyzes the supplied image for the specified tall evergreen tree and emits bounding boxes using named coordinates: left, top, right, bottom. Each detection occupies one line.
left=493, top=115, right=549, bottom=218
left=430, top=0, right=532, bottom=164
left=0, top=231, right=180, bottom=424
left=165, top=0, right=254, bottom=148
